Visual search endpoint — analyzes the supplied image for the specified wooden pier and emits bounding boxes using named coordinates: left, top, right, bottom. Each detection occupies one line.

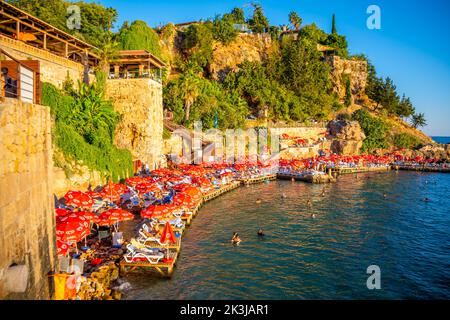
left=240, top=174, right=277, bottom=185
left=120, top=250, right=179, bottom=278
left=330, top=165, right=391, bottom=175
left=393, top=165, right=450, bottom=173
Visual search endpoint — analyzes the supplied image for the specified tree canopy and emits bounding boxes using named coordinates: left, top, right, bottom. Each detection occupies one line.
left=117, top=20, right=161, bottom=57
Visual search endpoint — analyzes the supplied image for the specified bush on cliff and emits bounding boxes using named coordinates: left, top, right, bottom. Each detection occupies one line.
left=42, top=81, right=133, bottom=181
left=352, top=108, right=389, bottom=153
left=117, top=20, right=162, bottom=58
left=393, top=133, right=423, bottom=150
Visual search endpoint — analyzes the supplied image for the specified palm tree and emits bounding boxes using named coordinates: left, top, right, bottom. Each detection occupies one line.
left=178, top=63, right=201, bottom=123
left=95, top=32, right=120, bottom=75
left=411, top=113, right=427, bottom=129
left=288, top=11, right=302, bottom=30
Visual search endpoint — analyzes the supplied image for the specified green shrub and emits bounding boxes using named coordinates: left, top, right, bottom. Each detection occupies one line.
left=42, top=82, right=133, bottom=181
left=393, top=133, right=422, bottom=149
left=352, top=108, right=389, bottom=153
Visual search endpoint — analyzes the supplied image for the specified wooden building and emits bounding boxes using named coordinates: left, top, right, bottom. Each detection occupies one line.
left=109, top=50, right=165, bottom=83
left=0, top=1, right=99, bottom=68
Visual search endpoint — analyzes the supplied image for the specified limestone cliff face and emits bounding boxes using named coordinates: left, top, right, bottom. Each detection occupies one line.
left=105, top=79, right=164, bottom=170
left=327, top=56, right=368, bottom=104
left=327, top=120, right=366, bottom=155
left=209, top=34, right=274, bottom=80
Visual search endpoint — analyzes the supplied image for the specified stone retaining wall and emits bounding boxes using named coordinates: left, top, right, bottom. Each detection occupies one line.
left=105, top=79, right=164, bottom=170
left=0, top=98, right=55, bottom=299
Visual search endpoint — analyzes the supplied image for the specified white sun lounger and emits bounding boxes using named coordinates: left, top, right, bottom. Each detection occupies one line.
left=123, top=244, right=164, bottom=264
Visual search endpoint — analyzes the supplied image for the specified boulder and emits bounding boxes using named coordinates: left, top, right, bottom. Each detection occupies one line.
left=327, top=120, right=365, bottom=155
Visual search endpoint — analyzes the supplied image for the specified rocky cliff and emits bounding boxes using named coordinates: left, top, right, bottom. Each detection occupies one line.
left=327, top=55, right=368, bottom=104
left=327, top=120, right=366, bottom=155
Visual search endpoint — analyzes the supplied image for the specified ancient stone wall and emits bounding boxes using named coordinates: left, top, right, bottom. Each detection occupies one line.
left=0, top=35, right=85, bottom=88
left=0, top=98, right=55, bottom=299
left=105, top=79, right=164, bottom=170
left=328, top=55, right=368, bottom=103
left=269, top=127, right=328, bottom=140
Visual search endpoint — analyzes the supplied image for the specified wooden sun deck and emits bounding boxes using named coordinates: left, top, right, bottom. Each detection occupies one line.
left=120, top=250, right=179, bottom=278
left=240, top=174, right=277, bottom=185
left=330, top=165, right=391, bottom=175
left=393, top=165, right=450, bottom=173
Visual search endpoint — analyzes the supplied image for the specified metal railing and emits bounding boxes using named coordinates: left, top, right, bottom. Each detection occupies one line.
left=108, top=70, right=162, bottom=83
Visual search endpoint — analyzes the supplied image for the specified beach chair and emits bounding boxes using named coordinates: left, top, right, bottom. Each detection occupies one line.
left=137, top=226, right=164, bottom=246
left=123, top=244, right=164, bottom=264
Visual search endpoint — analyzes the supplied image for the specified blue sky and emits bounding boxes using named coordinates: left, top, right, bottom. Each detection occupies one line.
left=90, top=0, right=450, bottom=136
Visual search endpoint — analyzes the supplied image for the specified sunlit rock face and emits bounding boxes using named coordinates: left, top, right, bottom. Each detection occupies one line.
left=327, top=120, right=365, bottom=155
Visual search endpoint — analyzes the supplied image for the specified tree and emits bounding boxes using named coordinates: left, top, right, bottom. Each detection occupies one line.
left=411, top=113, right=427, bottom=129
left=95, top=32, right=119, bottom=74
left=118, top=20, right=161, bottom=57
left=230, top=7, right=245, bottom=24
left=352, top=108, right=389, bottom=152
left=288, top=11, right=302, bottom=30
left=248, top=4, right=269, bottom=34
left=212, top=14, right=238, bottom=44
left=396, top=95, right=415, bottom=118
left=177, top=64, right=202, bottom=123
left=331, top=14, right=337, bottom=34
left=182, top=23, right=214, bottom=69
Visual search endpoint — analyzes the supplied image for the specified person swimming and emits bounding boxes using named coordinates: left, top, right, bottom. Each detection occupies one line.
left=231, top=232, right=241, bottom=244
left=281, top=193, right=287, bottom=199
left=311, top=213, right=317, bottom=218
left=256, top=198, right=262, bottom=204
left=383, top=193, right=387, bottom=199
left=306, top=199, right=312, bottom=208
left=321, top=188, right=326, bottom=197
left=422, top=197, right=431, bottom=202
left=257, top=229, right=265, bottom=237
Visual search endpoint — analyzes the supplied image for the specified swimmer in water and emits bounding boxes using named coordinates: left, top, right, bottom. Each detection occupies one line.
left=383, top=193, right=387, bottom=199
left=311, top=213, right=317, bottom=218
left=321, top=188, right=326, bottom=197
left=257, top=229, right=265, bottom=237
left=422, top=197, right=431, bottom=202
left=231, top=232, right=241, bottom=244
left=256, top=198, right=262, bottom=204
left=306, top=199, right=312, bottom=208
left=281, top=193, right=287, bottom=199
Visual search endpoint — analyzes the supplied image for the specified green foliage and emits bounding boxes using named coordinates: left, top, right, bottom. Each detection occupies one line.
left=182, top=23, right=214, bottom=68
left=118, top=20, right=161, bottom=57
left=331, top=14, right=337, bottom=34
left=343, top=74, right=352, bottom=107
left=164, top=67, right=248, bottom=129
left=324, top=33, right=348, bottom=58
left=42, top=82, right=133, bottom=181
left=393, top=133, right=422, bottom=149
left=396, top=95, right=415, bottom=118
left=288, top=11, right=302, bottom=30
left=248, top=4, right=269, bottom=33
left=212, top=14, right=238, bottom=44
left=411, top=113, right=427, bottom=129
left=230, top=7, right=245, bottom=24
left=352, top=108, right=389, bottom=153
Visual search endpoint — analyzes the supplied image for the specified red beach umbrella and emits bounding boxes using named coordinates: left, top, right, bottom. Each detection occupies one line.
left=56, top=240, right=70, bottom=257
left=79, top=211, right=101, bottom=224
left=55, top=208, right=71, bottom=217
left=99, top=208, right=134, bottom=225
left=64, top=191, right=93, bottom=210
left=141, top=204, right=178, bottom=219
left=56, top=220, right=90, bottom=242
left=160, top=222, right=176, bottom=245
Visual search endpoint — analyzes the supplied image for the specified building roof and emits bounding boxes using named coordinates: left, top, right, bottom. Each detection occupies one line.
left=115, top=50, right=166, bottom=69
left=0, top=0, right=99, bottom=64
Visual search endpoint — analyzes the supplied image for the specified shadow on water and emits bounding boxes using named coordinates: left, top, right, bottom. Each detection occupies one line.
left=121, top=171, right=450, bottom=300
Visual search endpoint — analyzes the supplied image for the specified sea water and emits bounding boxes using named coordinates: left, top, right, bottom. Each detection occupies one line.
left=123, top=171, right=450, bottom=300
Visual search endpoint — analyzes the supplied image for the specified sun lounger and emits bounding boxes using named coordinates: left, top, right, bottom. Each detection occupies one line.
left=123, top=244, right=164, bottom=264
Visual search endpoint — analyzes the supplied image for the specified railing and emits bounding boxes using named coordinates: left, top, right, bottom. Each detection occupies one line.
left=0, top=48, right=36, bottom=104
left=108, top=70, right=162, bottom=83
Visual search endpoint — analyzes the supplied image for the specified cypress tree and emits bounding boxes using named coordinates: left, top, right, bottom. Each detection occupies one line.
left=332, top=14, right=337, bottom=34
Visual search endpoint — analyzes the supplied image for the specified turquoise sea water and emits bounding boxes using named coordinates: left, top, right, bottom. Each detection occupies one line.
left=122, top=171, right=450, bottom=300
left=432, top=136, right=450, bottom=144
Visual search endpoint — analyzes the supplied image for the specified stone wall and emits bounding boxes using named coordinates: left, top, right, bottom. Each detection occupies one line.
left=328, top=55, right=368, bottom=103
left=105, top=79, right=164, bottom=170
left=0, top=35, right=85, bottom=88
left=0, top=98, right=55, bottom=299
left=269, top=127, right=327, bottom=140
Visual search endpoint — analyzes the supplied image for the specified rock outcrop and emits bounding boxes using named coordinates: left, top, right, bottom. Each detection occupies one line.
left=328, top=56, right=368, bottom=103
left=209, top=34, right=274, bottom=80
left=327, top=120, right=366, bottom=155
